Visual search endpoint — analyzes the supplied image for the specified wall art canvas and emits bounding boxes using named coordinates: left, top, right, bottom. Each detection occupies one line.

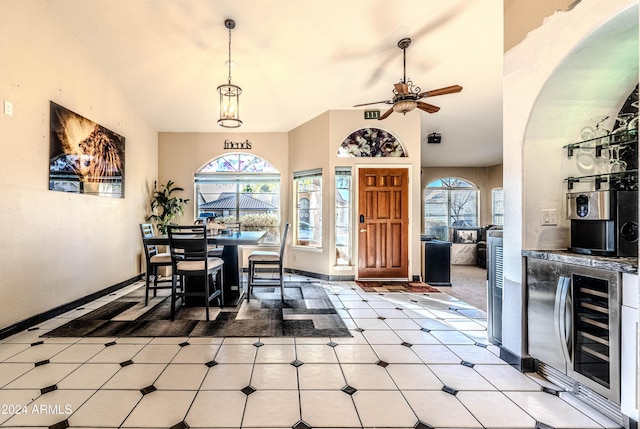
left=337, top=127, right=406, bottom=157
left=49, top=101, right=125, bottom=198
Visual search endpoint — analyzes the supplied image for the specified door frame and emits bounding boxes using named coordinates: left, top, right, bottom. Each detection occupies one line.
left=354, top=164, right=413, bottom=280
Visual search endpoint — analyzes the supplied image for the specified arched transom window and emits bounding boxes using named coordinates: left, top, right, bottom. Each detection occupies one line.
left=195, top=153, right=281, bottom=244
left=424, top=177, right=479, bottom=240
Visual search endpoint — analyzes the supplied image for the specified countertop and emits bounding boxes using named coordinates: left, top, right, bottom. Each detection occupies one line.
left=522, top=249, right=638, bottom=274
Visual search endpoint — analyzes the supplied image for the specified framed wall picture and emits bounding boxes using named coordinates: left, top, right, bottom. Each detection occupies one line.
left=49, top=101, right=125, bottom=198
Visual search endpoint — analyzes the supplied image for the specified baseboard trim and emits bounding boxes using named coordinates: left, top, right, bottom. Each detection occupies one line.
left=0, top=274, right=143, bottom=340
left=285, top=268, right=355, bottom=282
left=499, top=345, right=535, bottom=372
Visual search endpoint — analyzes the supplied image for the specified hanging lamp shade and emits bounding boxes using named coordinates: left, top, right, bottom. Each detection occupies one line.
left=218, top=83, right=242, bottom=128
left=218, top=19, right=242, bottom=128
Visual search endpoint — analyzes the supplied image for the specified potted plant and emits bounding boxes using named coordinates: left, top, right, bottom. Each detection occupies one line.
left=148, top=180, right=190, bottom=234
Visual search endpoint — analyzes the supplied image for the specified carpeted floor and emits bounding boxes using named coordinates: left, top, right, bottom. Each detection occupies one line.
left=44, top=281, right=351, bottom=338
left=437, top=265, right=488, bottom=312
left=355, top=280, right=441, bottom=293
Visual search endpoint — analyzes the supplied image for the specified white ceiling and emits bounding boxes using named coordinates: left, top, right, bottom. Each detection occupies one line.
left=44, top=0, right=504, bottom=167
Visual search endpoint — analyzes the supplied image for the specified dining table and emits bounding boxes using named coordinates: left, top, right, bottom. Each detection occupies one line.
left=144, top=229, right=267, bottom=307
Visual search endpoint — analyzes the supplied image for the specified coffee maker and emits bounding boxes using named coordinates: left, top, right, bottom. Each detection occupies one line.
left=566, top=190, right=638, bottom=257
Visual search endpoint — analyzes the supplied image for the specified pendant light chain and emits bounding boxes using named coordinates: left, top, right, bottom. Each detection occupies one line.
left=227, top=25, right=232, bottom=84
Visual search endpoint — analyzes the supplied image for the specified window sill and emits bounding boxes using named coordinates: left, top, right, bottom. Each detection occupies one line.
left=291, top=245, right=323, bottom=253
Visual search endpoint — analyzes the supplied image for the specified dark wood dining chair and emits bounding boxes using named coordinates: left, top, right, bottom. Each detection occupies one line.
left=140, top=223, right=173, bottom=306
left=167, top=225, right=224, bottom=321
left=246, top=223, right=290, bottom=302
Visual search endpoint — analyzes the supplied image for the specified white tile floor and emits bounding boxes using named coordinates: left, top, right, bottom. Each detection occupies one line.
left=0, top=275, right=623, bottom=429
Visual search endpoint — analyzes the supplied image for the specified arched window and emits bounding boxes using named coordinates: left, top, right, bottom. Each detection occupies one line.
left=424, top=177, right=479, bottom=240
left=194, top=153, right=281, bottom=244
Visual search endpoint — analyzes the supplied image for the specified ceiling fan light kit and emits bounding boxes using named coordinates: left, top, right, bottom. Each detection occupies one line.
left=354, top=37, right=462, bottom=121
left=217, top=19, right=242, bottom=128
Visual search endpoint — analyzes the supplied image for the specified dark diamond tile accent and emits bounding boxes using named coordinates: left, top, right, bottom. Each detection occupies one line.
left=35, top=359, right=50, bottom=367
left=253, top=341, right=264, bottom=348
left=376, top=360, right=389, bottom=368
left=27, top=327, right=40, bottom=331
left=414, top=421, right=435, bottom=429
left=169, top=421, right=190, bottom=429
left=542, top=387, right=561, bottom=396
left=377, top=316, right=386, bottom=320
left=205, top=360, right=218, bottom=368
left=104, top=341, right=117, bottom=347
left=442, top=385, right=458, bottom=396
left=461, top=360, right=475, bottom=368
left=49, top=419, right=70, bottom=429
left=410, top=299, right=419, bottom=303
left=396, top=307, right=404, bottom=311
left=179, top=341, right=190, bottom=347
left=41, top=384, right=58, bottom=395
left=341, top=385, right=357, bottom=395
left=241, top=385, right=256, bottom=396
left=475, top=342, right=488, bottom=348
left=120, top=360, right=134, bottom=367
left=448, top=307, right=459, bottom=311
left=354, top=328, right=365, bottom=332
left=401, top=342, right=413, bottom=348
left=292, top=419, right=312, bottom=429
left=421, top=327, right=431, bottom=333
left=290, top=359, right=304, bottom=368
left=535, top=422, right=555, bottom=429
left=326, top=341, right=338, bottom=348
left=361, top=299, right=368, bottom=302
left=31, top=341, right=44, bottom=347
left=140, top=385, right=157, bottom=395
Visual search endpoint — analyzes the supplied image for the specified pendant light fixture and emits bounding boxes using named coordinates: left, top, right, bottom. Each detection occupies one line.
left=217, top=19, right=242, bottom=128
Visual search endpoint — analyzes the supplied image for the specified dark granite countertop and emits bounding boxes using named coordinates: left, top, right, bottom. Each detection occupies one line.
left=522, top=249, right=638, bottom=274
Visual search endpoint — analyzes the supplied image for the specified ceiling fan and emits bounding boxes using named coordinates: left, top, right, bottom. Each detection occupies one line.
left=354, top=37, right=462, bottom=120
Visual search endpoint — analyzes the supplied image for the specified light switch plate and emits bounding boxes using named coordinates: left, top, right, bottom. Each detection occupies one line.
left=4, top=101, right=13, bottom=116
left=540, top=209, right=558, bottom=226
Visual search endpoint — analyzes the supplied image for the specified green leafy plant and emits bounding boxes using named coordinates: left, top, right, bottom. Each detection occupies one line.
left=148, top=180, right=190, bottom=234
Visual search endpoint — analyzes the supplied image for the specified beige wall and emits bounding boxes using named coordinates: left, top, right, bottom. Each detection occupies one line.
left=421, top=165, right=504, bottom=228
left=0, top=0, right=158, bottom=331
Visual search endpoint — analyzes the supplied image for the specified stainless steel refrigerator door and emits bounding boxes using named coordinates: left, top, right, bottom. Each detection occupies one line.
left=526, top=258, right=570, bottom=374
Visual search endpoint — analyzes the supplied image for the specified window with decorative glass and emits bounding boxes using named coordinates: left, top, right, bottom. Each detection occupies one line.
left=424, top=177, right=479, bottom=240
left=294, top=169, right=322, bottom=248
left=194, top=153, right=281, bottom=244
left=492, top=188, right=504, bottom=225
left=335, top=168, right=352, bottom=265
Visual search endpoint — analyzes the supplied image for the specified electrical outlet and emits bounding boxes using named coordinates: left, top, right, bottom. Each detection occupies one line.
left=4, top=101, right=13, bottom=116
left=540, top=209, right=558, bottom=226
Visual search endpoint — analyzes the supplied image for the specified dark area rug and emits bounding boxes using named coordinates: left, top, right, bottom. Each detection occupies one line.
left=355, top=280, right=441, bottom=293
left=44, top=281, right=351, bottom=338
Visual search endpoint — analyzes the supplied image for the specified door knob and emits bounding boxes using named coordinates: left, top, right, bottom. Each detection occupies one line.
left=360, top=228, right=367, bottom=233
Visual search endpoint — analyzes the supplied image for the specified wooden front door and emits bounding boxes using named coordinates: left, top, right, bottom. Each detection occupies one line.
left=358, top=168, right=409, bottom=279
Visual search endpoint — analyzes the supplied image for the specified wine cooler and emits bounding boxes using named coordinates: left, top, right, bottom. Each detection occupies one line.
left=527, top=259, right=621, bottom=409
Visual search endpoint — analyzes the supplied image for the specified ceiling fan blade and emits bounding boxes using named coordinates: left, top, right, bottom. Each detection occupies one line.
left=353, top=100, right=392, bottom=107
left=378, top=107, right=394, bottom=120
left=418, top=85, right=463, bottom=98
left=416, top=101, right=440, bottom=113
left=394, top=83, right=409, bottom=95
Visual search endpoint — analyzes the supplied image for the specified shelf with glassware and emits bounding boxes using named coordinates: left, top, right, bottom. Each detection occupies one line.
left=563, top=129, right=638, bottom=191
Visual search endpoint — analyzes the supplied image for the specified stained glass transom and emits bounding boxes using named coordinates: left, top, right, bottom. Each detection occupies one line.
left=337, top=128, right=406, bottom=158
left=199, top=154, right=278, bottom=173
